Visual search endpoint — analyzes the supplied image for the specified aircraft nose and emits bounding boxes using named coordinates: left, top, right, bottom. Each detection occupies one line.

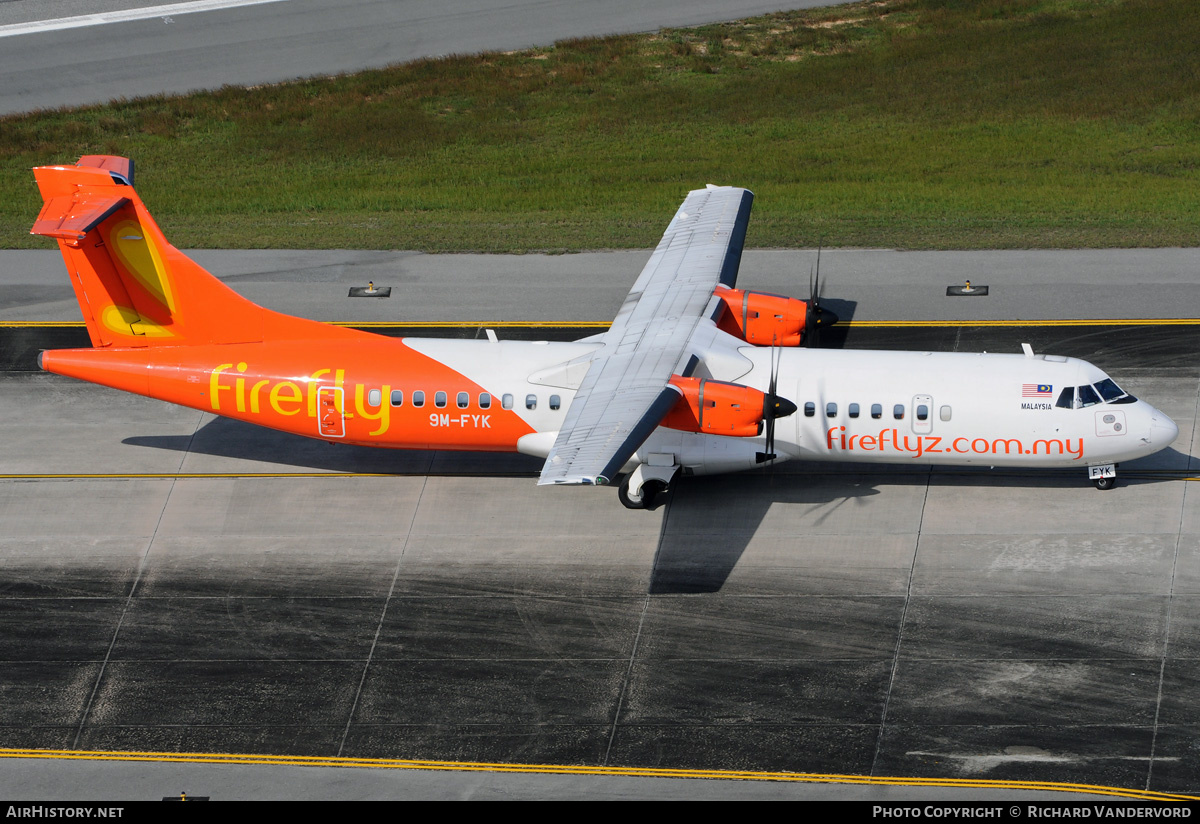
left=1150, top=411, right=1179, bottom=448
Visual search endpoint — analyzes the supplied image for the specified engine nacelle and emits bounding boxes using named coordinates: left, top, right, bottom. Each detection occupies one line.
left=714, top=287, right=807, bottom=346
left=661, top=376, right=765, bottom=438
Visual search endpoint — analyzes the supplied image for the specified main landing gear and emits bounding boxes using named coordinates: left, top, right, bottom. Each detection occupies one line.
left=1089, top=463, right=1117, bottom=491
left=617, top=463, right=679, bottom=510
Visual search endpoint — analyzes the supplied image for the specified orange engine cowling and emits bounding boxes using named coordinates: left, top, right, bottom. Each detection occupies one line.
left=715, top=288, right=807, bottom=346
left=661, top=376, right=765, bottom=438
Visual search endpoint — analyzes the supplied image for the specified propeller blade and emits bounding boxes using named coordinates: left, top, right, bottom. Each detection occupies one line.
left=803, top=243, right=838, bottom=346
left=757, top=340, right=791, bottom=463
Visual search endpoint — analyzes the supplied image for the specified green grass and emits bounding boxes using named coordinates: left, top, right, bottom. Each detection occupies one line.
left=3, top=0, right=1199, bottom=250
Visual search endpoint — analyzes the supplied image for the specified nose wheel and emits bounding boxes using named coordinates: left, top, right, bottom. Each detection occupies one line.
left=1088, top=463, right=1117, bottom=490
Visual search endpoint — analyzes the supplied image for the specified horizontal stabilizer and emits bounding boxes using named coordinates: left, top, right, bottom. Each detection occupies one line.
left=31, top=194, right=130, bottom=243
left=77, top=155, right=134, bottom=186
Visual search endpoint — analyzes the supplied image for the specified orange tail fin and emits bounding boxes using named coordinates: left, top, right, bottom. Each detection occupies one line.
left=31, top=155, right=265, bottom=348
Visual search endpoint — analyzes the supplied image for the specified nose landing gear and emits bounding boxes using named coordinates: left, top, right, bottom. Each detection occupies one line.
left=1088, top=463, right=1117, bottom=490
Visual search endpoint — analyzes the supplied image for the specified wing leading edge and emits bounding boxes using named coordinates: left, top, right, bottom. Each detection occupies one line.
left=537, top=185, right=754, bottom=485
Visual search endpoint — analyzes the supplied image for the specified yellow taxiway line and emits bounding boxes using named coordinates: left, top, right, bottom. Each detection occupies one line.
left=847, top=318, right=1200, bottom=327
left=0, top=473, right=454, bottom=480
left=4, top=319, right=1200, bottom=329
left=0, top=748, right=1194, bottom=801
left=3, top=471, right=1197, bottom=481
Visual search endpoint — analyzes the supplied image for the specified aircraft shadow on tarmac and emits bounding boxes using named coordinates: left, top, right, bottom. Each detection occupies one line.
left=647, top=472, right=888, bottom=595
left=124, top=416, right=1189, bottom=597
left=123, top=415, right=543, bottom=475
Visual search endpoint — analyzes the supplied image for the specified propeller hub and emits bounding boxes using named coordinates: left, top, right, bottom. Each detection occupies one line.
left=816, top=307, right=839, bottom=327
left=771, top=396, right=798, bottom=419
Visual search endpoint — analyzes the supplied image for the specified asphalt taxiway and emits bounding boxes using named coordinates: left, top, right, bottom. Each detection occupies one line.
left=0, top=0, right=837, bottom=115
left=0, top=249, right=1198, bottom=801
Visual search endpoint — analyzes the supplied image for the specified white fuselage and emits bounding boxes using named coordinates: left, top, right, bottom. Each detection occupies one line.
left=408, top=333, right=1178, bottom=477
left=737, top=347, right=1175, bottom=469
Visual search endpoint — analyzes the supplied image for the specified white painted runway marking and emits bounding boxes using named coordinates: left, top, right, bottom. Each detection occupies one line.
left=0, top=0, right=291, bottom=39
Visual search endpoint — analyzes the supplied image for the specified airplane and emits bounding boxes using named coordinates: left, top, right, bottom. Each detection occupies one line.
left=30, top=155, right=1178, bottom=508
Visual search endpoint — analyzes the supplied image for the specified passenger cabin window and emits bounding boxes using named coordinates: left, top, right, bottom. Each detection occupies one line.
left=390, top=390, right=404, bottom=407
left=826, top=402, right=837, bottom=418
left=940, top=405, right=952, bottom=422
left=526, top=394, right=537, bottom=410
left=893, top=404, right=905, bottom=420
left=848, top=403, right=860, bottom=419
left=871, top=403, right=882, bottom=419
left=368, top=389, right=381, bottom=407
left=479, top=393, right=492, bottom=409
left=916, top=404, right=929, bottom=421
left=457, top=392, right=469, bottom=409
left=804, top=402, right=815, bottom=417
left=1055, top=387, right=1075, bottom=409
left=502, top=394, right=514, bottom=410
left=435, top=391, right=447, bottom=408
left=549, top=394, right=561, bottom=411
left=1077, top=384, right=1101, bottom=408
left=412, top=390, right=425, bottom=408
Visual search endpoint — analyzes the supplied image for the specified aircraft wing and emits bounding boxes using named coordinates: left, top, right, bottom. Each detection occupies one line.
left=537, top=185, right=754, bottom=485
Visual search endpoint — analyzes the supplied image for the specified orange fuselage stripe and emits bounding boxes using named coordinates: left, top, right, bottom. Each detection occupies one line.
left=41, top=336, right=535, bottom=450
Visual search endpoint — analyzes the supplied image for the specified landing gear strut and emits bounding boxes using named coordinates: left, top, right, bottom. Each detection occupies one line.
left=617, top=463, right=678, bottom=510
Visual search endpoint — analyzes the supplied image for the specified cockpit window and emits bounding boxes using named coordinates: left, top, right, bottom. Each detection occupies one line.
left=1056, top=381, right=1138, bottom=410
left=1077, top=384, right=1101, bottom=408
left=1094, top=378, right=1132, bottom=403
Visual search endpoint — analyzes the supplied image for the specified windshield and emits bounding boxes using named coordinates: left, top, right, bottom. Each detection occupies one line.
left=1094, top=378, right=1134, bottom=403
left=1057, top=380, right=1139, bottom=409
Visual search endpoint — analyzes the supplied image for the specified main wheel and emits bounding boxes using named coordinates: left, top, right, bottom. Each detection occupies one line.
left=1093, top=476, right=1116, bottom=490
left=617, top=478, right=667, bottom=509
left=618, top=477, right=647, bottom=509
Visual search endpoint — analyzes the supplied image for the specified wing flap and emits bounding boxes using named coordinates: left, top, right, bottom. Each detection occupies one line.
left=541, top=384, right=682, bottom=485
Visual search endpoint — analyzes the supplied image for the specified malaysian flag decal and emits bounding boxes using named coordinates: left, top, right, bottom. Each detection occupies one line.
left=1022, top=384, right=1052, bottom=397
